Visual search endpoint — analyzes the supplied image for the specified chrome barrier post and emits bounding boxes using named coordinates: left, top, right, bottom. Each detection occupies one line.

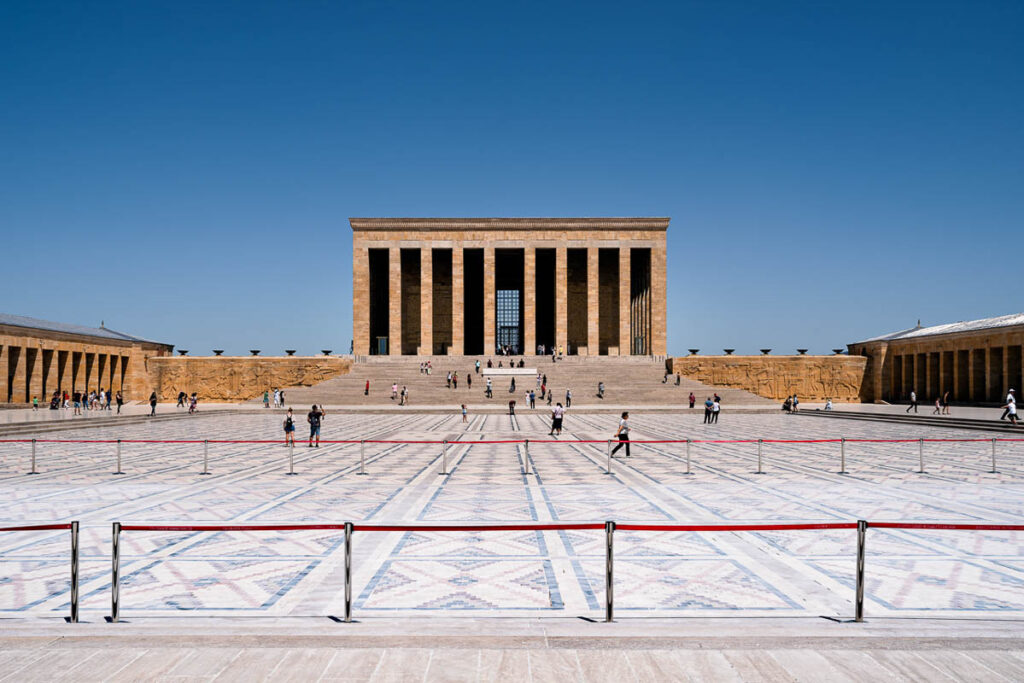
left=344, top=521, right=353, bottom=623
left=439, top=440, right=448, bottom=476
left=855, top=519, right=867, bottom=622
left=991, top=438, right=998, bottom=474
left=685, top=438, right=692, bottom=475
left=839, top=438, right=847, bottom=475
left=357, top=440, right=367, bottom=475
left=111, top=522, right=121, bottom=623
left=605, top=439, right=613, bottom=475
left=524, top=439, right=531, bottom=475
left=113, top=439, right=124, bottom=475
left=69, top=520, right=79, bottom=623
left=286, top=441, right=297, bottom=475
left=755, top=439, right=764, bottom=474
left=604, top=520, right=615, bottom=622
left=29, top=439, right=38, bottom=475
left=200, top=440, right=210, bottom=475
left=918, top=438, right=925, bottom=474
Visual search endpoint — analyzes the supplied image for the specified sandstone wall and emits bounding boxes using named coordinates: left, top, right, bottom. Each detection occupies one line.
left=667, top=355, right=868, bottom=402
left=147, top=356, right=352, bottom=402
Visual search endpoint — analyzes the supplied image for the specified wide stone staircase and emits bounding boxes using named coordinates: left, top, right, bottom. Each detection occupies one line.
left=282, top=355, right=773, bottom=408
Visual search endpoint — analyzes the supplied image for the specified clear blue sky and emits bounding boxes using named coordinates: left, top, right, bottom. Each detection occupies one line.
left=2, top=1, right=1021, bottom=356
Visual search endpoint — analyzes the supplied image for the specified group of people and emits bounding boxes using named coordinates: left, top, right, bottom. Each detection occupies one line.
left=703, top=395, right=722, bottom=423
left=262, top=388, right=286, bottom=408
left=36, top=388, right=124, bottom=415
left=282, top=404, right=327, bottom=446
left=176, top=391, right=200, bottom=414
left=781, top=395, right=800, bottom=413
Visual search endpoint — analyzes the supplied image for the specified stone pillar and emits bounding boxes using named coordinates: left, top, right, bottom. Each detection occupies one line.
left=420, top=247, right=433, bottom=356
left=72, top=350, right=84, bottom=394
left=483, top=247, right=496, bottom=354
left=10, top=345, right=28, bottom=403
left=352, top=247, right=369, bottom=356
left=523, top=246, right=536, bottom=355
left=27, top=347, right=42, bottom=403
left=651, top=241, right=668, bottom=356
left=388, top=247, right=401, bottom=356
left=555, top=247, right=568, bottom=353
left=44, top=349, right=58, bottom=398
left=1004, top=345, right=1010, bottom=397
left=587, top=247, right=599, bottom=355
left=925, top=352, right=933, bottom=399
left=619, top=247, right=631, bottom=355
left=0, top=344, right=7, bottom=402
left=451, top=248, right=464, bottom=355
left=967, top=349, right=976, bottom=401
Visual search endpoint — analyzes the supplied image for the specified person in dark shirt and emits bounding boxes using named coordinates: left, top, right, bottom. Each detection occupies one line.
left=307, top=404, right=325, bottom=448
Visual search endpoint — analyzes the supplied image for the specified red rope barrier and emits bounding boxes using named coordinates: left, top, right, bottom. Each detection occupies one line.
left=120, top=523, right=349, bottom=532
left=1, top=437, right=1022, bottom=444
left=0, top=523, right=73, bottom=532
left=869, top=522, right=1024, bottom=531
left=352, top=523, right=605, bottom=532
left=616, top=522, right=858, bottom=532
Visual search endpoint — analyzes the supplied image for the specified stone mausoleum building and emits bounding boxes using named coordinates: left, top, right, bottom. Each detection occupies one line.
left=351, top=217, right=668, bottom=357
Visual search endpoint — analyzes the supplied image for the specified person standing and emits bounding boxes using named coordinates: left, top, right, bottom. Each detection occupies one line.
left=711, top=398, right=721, bottom=423
left=263, top=390, right=270, bottom=408
left=307, top=404, right=324, bottom=447
left=391, top=383, right=398, bottom=400
left=486, top=377, right=493, bottom=398
left=453, top=373, right=458, bottom=389
left=510, top=377, right=516, bottom=393
left=446, top=372, right=452, bottom=389
left=932, top=396, right=941, bottom=415
left=1001, top=389, right=1016, bottom=420
left=549, top=402, right=565, bottom=435
left=467, top=374, right=472, bottom=390
left=116, top=391, right=123, bottom=414
left=1004, top=398, right=1020, bottom=426
left=530, top=390, right=536, bottom=409
left=475, top=360, right=480, bottom=374
left=688, top=392, right=696, bottom=409
left=73, top=391, right=82, bottom=416
left=565, top=389, right=572, bottom=408
left=597, top=382, right=605, bottom=399
left=704, top=397, right=713, bottom=423
left=149, top=391, right=158, bottom=417
left=791, top=395, right=798, bottom=413
left=906, top=389, right=918, bottom=413
left=364, top=380, right=370, bottom=396
left=283, top=407, right=296, bottom=445
left=675, top=373, right=681, bottom=386
left=189, top=392, right=198, bottom=415
left=400, top=386, right=408, bottom=405
left=508, top=399, right=516, bottom=415
left=461, top=404, right=468, bottom=423
left=942, top=390, right=951, bottom=415
left=177, top=391, right=186, bottom=408
left=610, top=412, right=631, bottom=457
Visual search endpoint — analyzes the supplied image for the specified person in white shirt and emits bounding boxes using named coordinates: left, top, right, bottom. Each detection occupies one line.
left=1001, top=389, right=1016, bottom=420
left=609, top=412, right=631, bottom=457
left=549, top=403, right=565, bottom=435
left=906, top=389, right=918, bottom=413
left=824, top=398, right=833, bottom=411
left=711, top=399, right=721, bottom=423
left=1004, top=400, right=1019, bottom=425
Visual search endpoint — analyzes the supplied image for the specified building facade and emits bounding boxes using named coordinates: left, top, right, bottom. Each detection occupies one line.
left=351, top=218, right=668, bottom=357
left=849, top=313, right=1024, bottom=404
left=1, top=314, right=174, bottom=404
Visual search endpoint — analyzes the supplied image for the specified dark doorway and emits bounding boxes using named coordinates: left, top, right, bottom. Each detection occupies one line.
left=368, top=249, right=390, bottom=354
left=400, top=249, right=421, bottom=355
left=464, top=249, right=484, bottom=355
left=567, top=249, right=587, bottom=354
left=630, top=248, right=652, bottom=355
left=495, top=249, right=524, bottom=354
left=598, top=249, right=619, bottom=355
left=535, top=249, right=555, bottom=353
left=432, top=249, right=453, bottom=355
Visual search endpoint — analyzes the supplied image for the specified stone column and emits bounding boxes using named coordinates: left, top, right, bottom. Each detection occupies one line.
left=587, top=248, right=599, bottom=355
left=44, top=349, right=59, bottom=398
left=420, top=247, right=433, bottom=356
left=483, top=247, right=496, bottom=354
left=27, top=347, right=42, bottom=403
left=0, top=344, right=7, bottom=402
left=10, top=345, right=28, bottom=403
left=1003, top=345, right=1010, bottom=397
left=925, top=352, right=933, bottom=399
left=451, top=248, right=464, bottom=355
left=967, top=349, right=976, bottom=401
left=651, top=241, right=668, bottom=356
left=72, top=350, right=84, bottom=394
left=389, top=247, right=401, bottom=356
left=352, top=247, right=369, bottom=356
left=555, top=247, right=568, bottom=353
left=523, top=247, right=536, bottom=355
left=619, top=247, right=631, bottom=355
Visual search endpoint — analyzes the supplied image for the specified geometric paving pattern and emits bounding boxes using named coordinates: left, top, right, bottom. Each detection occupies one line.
left=2, top=410, right=1024, bottom=619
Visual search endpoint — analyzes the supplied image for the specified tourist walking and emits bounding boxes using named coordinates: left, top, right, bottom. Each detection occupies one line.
left=906, top=389, right=918, bottom=413
left=263, top=390, right=270, bottom=408
left=597, top=382, right=605, bottom=399
left=475, top=360, right=480, bottom=374
left=510, top=377, right=516, bottom=393
left=467, top=374, right=472, bottom=390
left=283, top=408, right=296, bottom=445
left=73, top=391, right=82, bottom=415
left=675, top=373, right=681, bottom=386
left=704, top=397, right=713, bottom=423
left=446, top=372, right=452, bottom=389
left=529, top=390, right=536, bottom=409
left=391, top=383, right=398, bottom=400
left=509, top=399, right=516, bottom=415
left=932, top=396, right=941, bottom=414
left=189, top=392, right=198, bottom=414
left=400, top=386, right=408, bottom=405
left=364, top=380, right=369, bottom=396
left=461, top=404, right=468, bottom=423
left=115, top=391, right=123, bottom=414
left=609, top=412, right=631, bottom=457
left=1001, top=389, right=1016, bottom=420
left=485, top=377, right=493, bottom=398
left=565, top=389, right=572, bottom=408
left=550, top=402, right=564, bottom=435
left=453, top=373, right=458, bottom=389
left=711, top=398, right=721, bottom=423
left=942, top=390, right=951, bottom=415
left=1004, top=398, right=1020, bottom=426
left=791, top=395, right=798, bottom=413
left=688, top=392, right=696, bottom=409
left=149, top=391, right=158, bottom=417
left=307, top=404, right=325, bottom=447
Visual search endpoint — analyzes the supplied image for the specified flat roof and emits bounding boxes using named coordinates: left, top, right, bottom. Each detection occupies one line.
left=350, top=217, right=670, bottom=231
left=854, top=312, right=1024, bottom=344
left=0, top=313, right=170, bottom=346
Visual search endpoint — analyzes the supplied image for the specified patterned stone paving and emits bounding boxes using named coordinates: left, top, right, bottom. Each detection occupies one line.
left=2, top=410, right=1024, bottom=620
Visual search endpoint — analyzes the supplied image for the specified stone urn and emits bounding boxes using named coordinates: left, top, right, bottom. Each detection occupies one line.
left=212, top=350, right=224, bottom=356
left=688, top=349, right=699, bottom=356
left=833, top=348, right=845, bottom=355
left=723, top=349, right=735, bottom=355
left=250, top=350, right=261, bottom=356
left=285, top=350, right=296, bottom=356
left=177, top=350, right=189, bottom=356
left=797, top=349, right=808, bottom=355
left=760, top=349, right=771, bottom=355
left=321, top=349, right=333, bottom=356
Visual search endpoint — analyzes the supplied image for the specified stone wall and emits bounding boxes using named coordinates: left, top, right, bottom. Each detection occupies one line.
left=147, top=356, right=352, bottom=402
left=667, top=355, right=868, bottom=402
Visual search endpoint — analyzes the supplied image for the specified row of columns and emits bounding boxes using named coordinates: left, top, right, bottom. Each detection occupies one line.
left=890, top=345, right=1022, bottom=402
left=0, top=342, right=130, bottom=404
left=368, top=245, right=653, bottom=356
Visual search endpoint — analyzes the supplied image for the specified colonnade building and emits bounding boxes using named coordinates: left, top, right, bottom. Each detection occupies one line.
left=351, top=218, right=668, bottom=357
left=1, top=314, right=173, bottom=403
left=850, top=313, right=1024, bottom=404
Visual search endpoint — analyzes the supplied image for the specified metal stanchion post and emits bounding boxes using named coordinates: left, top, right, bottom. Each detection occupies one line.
left=286, top=442, right=296, bottom=475
left=524, top=439, right=531, bottom=475
left=111, top=522, right=121, bottom=623
left=357, top=440, right=367, bottom=475
left=755, top=439, right=764, bottom=474
left=69, top=521, right=79, bottom=623
left=991, top=438, right=998, bottom=474
left=855, top=519, right=867, bottom=622
left=840, top=437, right=847, bottom=475
left=604, top=520, right=615, bottom=622
left=114, top=439, right=124, bottom=475
left=29, top=438, right=38, bottom=475
left=918, top=437, right=925, bottom=474
left=200, top=440, right=210, bottom=475
left=605, top=440, right=612, bottom=475
left=344, top=521, right=353, bottom=623
left=685, top=438, right=692, bottom=475
left=439, top=440, right=448, bottom=476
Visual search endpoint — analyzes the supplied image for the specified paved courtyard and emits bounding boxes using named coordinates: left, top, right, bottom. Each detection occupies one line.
left=2, top=409, right=1023, bottom=625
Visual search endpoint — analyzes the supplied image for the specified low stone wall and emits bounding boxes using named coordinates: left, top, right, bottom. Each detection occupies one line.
left=667, top=355, right=868, bottom=402
left=147, top=356, right=352, bottom=402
